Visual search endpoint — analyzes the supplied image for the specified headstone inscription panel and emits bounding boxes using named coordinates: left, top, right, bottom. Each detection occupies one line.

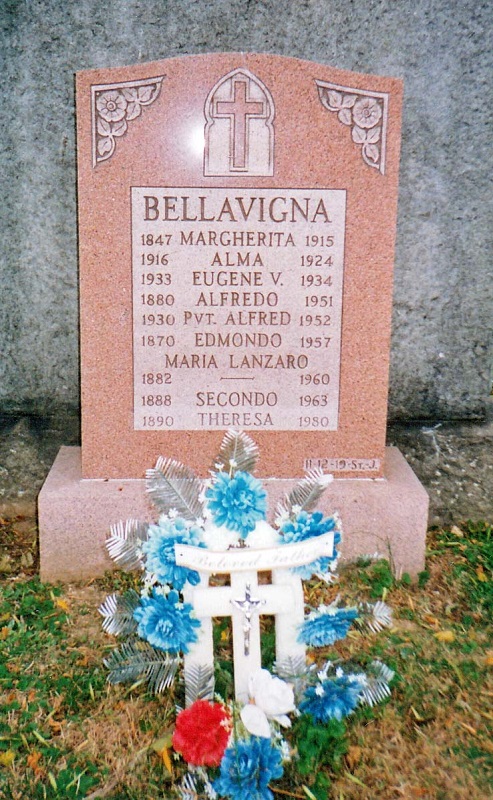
left=76, top=54, right=403, bottom=479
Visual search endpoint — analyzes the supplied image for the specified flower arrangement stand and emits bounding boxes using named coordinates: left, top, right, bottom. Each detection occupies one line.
left=176, top=533, right=334, bottom=703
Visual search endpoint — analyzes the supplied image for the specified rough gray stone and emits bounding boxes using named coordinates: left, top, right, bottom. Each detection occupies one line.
left=0, top=414, right=80, bottom=512
left=0, top=0, right=492, bottom=417
left=1, top=409, right=492, bottom=527
left=387, top=399, right=493, bottom=526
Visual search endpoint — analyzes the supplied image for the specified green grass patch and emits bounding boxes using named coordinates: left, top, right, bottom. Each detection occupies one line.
left=1, top=519, right=492, bottom=798
left=436, top=521, right=493, bottom=619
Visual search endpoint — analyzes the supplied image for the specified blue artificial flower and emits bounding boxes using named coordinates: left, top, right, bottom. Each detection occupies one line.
left=300, top=674, right=364, bottom=722
left=298, top=606, right=358, bottom=647
left=133, top=589, right=200, bottom=653
left=280, top=511, right=341, bottom=578
left=205, top=471, right=267, bottom=538
left=213, top=736, right=283, bottom=800
left=142, top=517, right=204, bottom=589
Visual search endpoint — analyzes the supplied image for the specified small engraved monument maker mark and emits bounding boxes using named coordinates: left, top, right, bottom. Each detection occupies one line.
left=204, top=68, right=274, bottom=177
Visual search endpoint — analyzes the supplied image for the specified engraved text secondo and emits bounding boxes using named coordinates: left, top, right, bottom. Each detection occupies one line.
left=131, top=187, right=346, bottom=431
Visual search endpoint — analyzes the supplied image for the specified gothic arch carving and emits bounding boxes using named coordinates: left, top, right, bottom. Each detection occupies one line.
left=204, top=68, right=275, bottom=177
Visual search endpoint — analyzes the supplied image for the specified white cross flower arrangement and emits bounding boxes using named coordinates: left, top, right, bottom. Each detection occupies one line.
left=99, top=430, right=394, bottom=799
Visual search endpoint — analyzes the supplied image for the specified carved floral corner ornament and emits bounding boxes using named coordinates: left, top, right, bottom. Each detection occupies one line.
left=316, top=80, right=389, bottom=174
left=91, top=76, right=164, bottom=166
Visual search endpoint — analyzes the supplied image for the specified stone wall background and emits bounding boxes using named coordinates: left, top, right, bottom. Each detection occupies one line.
left=1, top=0, right=492, bottom=419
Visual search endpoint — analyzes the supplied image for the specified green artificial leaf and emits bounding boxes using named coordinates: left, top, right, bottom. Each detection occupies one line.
left=356, top=600, right=393, bottom=633
left=276, top=468, right=333, bottom=520
left=104, top=637, right=181, bottom=694
left=184, top=663, right=215, bottom=706
left=98, top=590, right=140, bottom=636
left=213, top=429, right=259, bottom=475
left=146, top=457, right=203, bottom=520
left=106, top=519, right=149, bottom=571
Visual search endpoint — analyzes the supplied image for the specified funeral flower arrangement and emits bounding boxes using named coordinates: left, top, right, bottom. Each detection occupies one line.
left=99, top=431, right=394, bottom=799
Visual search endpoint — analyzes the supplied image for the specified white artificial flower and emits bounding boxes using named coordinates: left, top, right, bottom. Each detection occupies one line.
left=240, top=704, right=272, bottom=738
left=249, top=668, right=295, bottom=720
left=202, top=519, right=240, bottom=551
left=274, top=509, right=290, bottom=527
left=246, top=520, right=281, bottom=549
left=198, top=480, right=212, bottom=505
left=317, top=661, right=332, bottom=681
left=278, top=737, right=292, bottom=762
left=240, top=669, right=295, bottom=738
left=142, top=572, right=158, bottom=593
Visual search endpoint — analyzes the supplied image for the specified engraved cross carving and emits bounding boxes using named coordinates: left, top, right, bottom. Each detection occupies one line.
left=215, top=79, right=265, bottom=170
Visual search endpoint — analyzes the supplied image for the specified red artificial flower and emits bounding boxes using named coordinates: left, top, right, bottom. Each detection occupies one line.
left=172, top=699, right=232, bottom=767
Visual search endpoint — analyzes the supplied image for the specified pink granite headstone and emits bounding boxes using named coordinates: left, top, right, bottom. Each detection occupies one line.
left=38, top=53, right=428, bottom=581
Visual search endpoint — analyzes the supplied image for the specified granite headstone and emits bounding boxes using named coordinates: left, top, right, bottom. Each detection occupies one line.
left=39, top=53, right=428, bottom=580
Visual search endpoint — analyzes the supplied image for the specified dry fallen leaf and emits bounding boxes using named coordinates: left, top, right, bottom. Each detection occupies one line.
left=484, top=650, right=493, bottom=667
left=152, top=729, right=174, bottom=775
left=345, top=745, right=362, bottom=770
left=159, top=746, right=173, bottom=774
left=0, top=555, right=12, bottom=573
left=27, top=751, right=46, bottom=778
left=458, top=721, right=477, bottom=736
left=435, top=630, right=455, bottom=643
left=47, top=718, right=64, bottom=733
left=20, top=551, right=34, bottom=568
left=481, top=739, right=493, bottom=755
left=476, top=566, right=488, bottom=583
left=0, top=750, right=15, bottom=767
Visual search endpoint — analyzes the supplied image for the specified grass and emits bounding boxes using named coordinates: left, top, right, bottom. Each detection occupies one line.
left=0, top=517, right=492, bottom=799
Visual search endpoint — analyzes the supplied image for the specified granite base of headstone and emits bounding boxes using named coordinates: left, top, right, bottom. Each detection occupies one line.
left=38, top=53, right=428, bottom=582
left=39, top=445, right=427, bottom=582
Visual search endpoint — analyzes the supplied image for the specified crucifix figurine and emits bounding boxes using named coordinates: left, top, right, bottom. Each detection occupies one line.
left=231, top=582, right=266, bottom=656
